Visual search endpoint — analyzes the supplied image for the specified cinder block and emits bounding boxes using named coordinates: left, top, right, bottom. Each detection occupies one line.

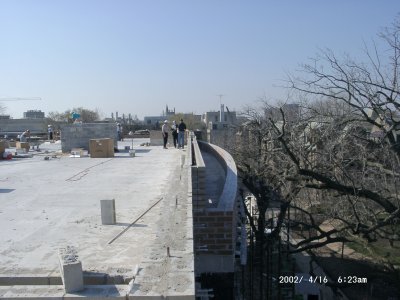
left=58, top=246, right=84, bottom=293
left=101, top=199, right=116, bottom=225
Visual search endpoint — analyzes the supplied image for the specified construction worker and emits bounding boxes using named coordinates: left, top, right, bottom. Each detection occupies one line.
left=20, top=129, right=30, bottom=142
left=48, top=125, right=54, bottom=141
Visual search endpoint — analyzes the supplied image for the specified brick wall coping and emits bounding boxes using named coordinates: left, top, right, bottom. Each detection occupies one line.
left=198, top=141, right=237, bottom=211
left=192, top=136, right=205, bottom=168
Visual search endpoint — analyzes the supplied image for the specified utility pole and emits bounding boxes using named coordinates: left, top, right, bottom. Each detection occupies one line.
left=216, top=94, right=225, bottom=123
left=216, top=94, right=224, bottom=106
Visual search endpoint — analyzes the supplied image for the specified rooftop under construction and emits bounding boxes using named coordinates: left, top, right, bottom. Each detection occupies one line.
left=0, top=138, right=196, bottom=299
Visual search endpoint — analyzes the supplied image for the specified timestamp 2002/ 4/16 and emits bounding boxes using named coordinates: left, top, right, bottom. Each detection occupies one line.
left=278, top=276, right=328, bottom=284
left=279, top=275, right=368, bottom=285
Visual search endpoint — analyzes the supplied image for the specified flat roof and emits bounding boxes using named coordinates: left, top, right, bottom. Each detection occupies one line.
left=0, top=138, right=194, bottom=297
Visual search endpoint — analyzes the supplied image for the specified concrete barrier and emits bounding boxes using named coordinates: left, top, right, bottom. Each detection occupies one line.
left=100, top=199, right=116, bottom=225
left=58, top=246, right=84, bottom=293
left=149, top=130, right=164, bottom=146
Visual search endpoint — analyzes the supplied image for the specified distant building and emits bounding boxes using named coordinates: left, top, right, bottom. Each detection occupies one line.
left=144, top=115, right=165, bottom=126
left=107, top=111, right=137, bottom=125
left=203, top=104, right=237, bottom=130
left=0, top=115, right=10, bottom=120
left=165, top=105, right=175, bottom=117
left=23, top=110, right=45, bottom=119
left=265, top=103, right=300, bottom=124
left=0, top=118, right=48, bottom=137
left=184, top=113, right=202, bottom=123
left=144, top=105, right=176, bottom=127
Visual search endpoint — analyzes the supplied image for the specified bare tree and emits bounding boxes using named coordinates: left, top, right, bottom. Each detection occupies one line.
left=48, top=107, right=100, bottom=123
left=0, top=103, right=6, bottom=115
left=280, top=18, right=400, bottom=253
left=169, top=113, right=205, bottom=131
left=231, top=18, right=400, bottom=298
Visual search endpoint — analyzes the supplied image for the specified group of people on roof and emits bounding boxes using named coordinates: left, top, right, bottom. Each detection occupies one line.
left=161, top=118, right=186, bottom=149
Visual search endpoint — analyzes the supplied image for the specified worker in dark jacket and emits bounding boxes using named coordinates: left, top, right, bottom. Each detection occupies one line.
left=177, top=119, right=186, bottom=149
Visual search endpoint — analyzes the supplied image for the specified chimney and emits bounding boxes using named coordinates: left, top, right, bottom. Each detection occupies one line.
left=220, top=104, right=225, bottom=122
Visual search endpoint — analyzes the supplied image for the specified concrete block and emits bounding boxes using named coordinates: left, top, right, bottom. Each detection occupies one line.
left=0, top=276, right=50, bottom=285
left=58, top=246, right=84, bottom=293
left=101, top=199, right=116, bottom=225
left=1, top=285, right=128, bottom=300
left=1, top=285, right=65, bottom=299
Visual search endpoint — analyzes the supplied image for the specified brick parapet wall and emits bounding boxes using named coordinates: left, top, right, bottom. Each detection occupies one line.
left=193, top=210, right=235, bottom=256
left=190, top=135, right=237, bottom=265
left=191, top=137, right=207, bottom=210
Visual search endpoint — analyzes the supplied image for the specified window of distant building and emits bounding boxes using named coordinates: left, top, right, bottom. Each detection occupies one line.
left=215, top=116, right=218, bottom=122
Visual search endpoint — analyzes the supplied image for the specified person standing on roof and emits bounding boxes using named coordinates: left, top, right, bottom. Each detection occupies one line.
left=20, top=129, right=30, bottom=142
left=171, top=120, right=178, bottom=148
left=48, top=125, right=54, bottom=141
left=116, top=123, right=122, bottom=141
left=119, top=124, right=124, bottom=141
left=178, top=119, right=187, bottom=149
left=162, top=120, right=169, bottom=149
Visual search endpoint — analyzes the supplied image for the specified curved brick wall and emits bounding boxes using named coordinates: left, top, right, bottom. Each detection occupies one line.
left=190, top=135, right=238, bottom=274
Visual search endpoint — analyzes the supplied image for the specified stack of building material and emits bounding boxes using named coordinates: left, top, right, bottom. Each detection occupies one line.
left=16, top=141, right=30, bottom=152
left=0, top=140, right=12, bottom=159
left=0, top=140, right=6, bottom=155
left=70, top=148, right=88, bottom=158
left=89, top=138, right=114, bottom=158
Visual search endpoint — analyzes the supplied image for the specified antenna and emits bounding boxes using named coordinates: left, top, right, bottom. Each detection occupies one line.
left=216, top=94, right=224, bottom=106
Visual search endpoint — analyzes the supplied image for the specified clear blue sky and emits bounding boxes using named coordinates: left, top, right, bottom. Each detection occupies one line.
left=1, top=1, right=399, bottom=119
